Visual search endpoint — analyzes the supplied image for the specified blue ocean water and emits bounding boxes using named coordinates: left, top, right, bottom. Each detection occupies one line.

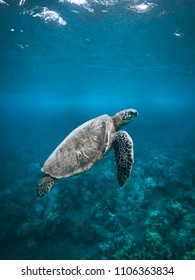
left=0, top=0, right=195, bottom=260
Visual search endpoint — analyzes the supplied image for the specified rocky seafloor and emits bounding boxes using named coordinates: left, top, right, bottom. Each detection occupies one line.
left=0, top=132, right=194, bottom=260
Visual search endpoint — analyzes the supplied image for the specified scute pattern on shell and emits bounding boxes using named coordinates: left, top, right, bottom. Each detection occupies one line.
left=42, top=115, right=114, bottom=178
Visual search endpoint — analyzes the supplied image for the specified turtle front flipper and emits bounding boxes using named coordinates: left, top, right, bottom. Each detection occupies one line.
left=112, top=131, right=134, bottom=186
left=37, top=176, right=56, bottom=198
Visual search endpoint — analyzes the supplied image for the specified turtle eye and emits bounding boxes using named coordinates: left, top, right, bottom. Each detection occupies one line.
left=122, top=113, right=129, bottom=120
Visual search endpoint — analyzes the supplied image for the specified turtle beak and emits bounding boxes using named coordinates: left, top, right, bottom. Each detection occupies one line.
left=133, top=110, right=138, bottom=117
left=131, top=109, right=138, bottom=118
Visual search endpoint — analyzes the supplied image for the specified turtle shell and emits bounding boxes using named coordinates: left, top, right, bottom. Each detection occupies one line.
left=41, top=114, right=115, bottom=179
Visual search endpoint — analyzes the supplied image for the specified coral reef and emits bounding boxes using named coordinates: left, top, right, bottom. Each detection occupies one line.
left=0, top=137, right=194, bottom=260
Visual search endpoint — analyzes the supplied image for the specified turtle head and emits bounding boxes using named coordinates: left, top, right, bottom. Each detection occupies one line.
left=113, top=109, right=138, bottom=130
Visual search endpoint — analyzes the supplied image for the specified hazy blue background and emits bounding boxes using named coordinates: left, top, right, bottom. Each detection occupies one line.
left=0, top=0, right=194, bottom=259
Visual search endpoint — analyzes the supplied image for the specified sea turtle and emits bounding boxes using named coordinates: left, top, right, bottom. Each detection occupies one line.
left=37, top=109, right=138, bottom=198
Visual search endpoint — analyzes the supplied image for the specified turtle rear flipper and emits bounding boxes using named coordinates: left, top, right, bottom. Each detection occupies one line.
left=37, top=176, right=56, bottom=198
left=112, top=131, right=134, bottom=186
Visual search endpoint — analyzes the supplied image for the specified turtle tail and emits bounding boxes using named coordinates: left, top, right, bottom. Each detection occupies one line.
left=37, top=176, right=56, bottom=198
